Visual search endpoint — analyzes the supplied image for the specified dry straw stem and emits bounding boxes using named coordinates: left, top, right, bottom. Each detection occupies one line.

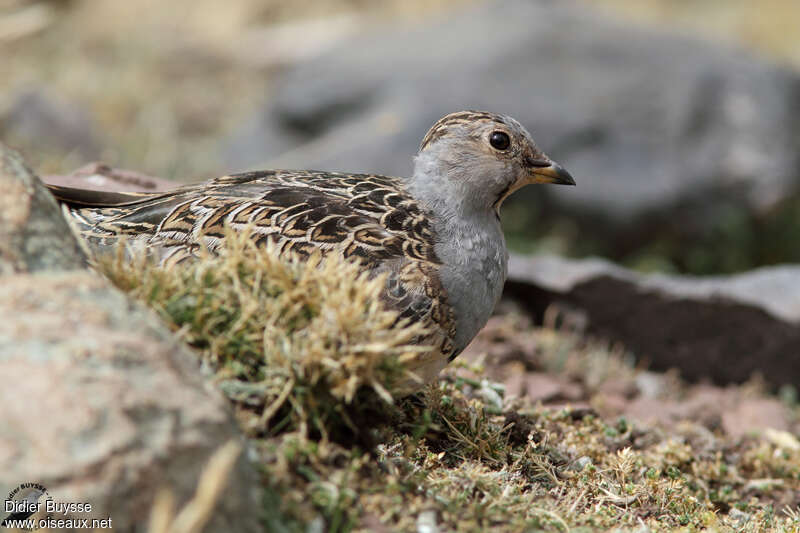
left=147, top=440, right=242, bottom=533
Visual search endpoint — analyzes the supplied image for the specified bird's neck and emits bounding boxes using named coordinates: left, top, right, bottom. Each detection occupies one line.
left=409, top=150, right=494, bottom=217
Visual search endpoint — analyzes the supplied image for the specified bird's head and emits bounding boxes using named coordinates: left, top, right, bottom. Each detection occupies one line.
left=413, top=110, right=574, bottom=215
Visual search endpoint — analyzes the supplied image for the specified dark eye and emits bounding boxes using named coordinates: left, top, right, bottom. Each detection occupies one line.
left=489, top=131, right=510, bottom=151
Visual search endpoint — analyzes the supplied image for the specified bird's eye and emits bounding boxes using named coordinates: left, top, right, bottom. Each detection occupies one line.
left=489, top=131, right=510, bottom=151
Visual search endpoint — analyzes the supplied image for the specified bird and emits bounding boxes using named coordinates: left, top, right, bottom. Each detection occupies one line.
left=48, top=110, right=574, bottom=384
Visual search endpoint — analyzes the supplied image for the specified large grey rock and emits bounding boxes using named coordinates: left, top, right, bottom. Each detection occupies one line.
left=0, top=143, right=263, bottom=532
left=0, top=144, right=86, bottom=274
left=505, top=254, right=800, bottom=387
left=226, top=0, right=800, bottom=223
left=0, top=273, right=262, bottom=532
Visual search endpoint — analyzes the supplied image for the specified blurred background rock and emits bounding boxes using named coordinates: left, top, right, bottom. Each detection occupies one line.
left=2, top=0, right=799, bottom=276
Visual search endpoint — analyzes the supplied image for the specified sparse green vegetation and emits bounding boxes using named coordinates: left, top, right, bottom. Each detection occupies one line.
left=97, top=232, right=800, bottom=532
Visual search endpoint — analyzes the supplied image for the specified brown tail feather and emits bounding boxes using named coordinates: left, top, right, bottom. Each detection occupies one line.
left=46, top=185, right=161, bottom=208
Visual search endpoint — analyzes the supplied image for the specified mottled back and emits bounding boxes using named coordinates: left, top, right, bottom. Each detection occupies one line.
left=50, top=170, right=457, bottom=368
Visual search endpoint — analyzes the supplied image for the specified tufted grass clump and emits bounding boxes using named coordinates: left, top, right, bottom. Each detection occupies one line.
left=95, top=227, right=433, bottom=442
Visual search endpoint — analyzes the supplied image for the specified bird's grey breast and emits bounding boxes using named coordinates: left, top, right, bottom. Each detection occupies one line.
left=434, top=214, right=508, bottom=353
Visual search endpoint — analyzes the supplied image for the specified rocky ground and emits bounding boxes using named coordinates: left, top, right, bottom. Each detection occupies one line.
left=0, top=148, right=796, bottom=532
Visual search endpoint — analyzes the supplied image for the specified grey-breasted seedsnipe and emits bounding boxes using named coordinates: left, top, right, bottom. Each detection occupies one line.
left=49, top=111, right=574, bottom=384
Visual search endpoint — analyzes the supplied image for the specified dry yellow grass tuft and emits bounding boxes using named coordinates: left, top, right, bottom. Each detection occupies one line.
left=96, top=227, right=434, bottom=440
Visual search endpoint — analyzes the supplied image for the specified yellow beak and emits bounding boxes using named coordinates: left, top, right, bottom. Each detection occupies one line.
left=529, top=161, right=576, bottom=186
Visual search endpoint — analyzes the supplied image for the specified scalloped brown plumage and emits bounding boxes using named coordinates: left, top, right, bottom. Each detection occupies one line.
left=50, top=169, right=459, bottom=374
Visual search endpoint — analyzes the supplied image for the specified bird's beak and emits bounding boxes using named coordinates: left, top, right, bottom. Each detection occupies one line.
left=494, top=158, right=576, bottom=210
left=528, top=160, right=576, bottom=186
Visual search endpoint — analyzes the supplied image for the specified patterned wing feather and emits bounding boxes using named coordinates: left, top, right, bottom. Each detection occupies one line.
left=53, top=170, right=457, bottom=363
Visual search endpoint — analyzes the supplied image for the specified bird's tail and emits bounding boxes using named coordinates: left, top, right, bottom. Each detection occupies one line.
left=46, top=184, right=158, bottom=208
